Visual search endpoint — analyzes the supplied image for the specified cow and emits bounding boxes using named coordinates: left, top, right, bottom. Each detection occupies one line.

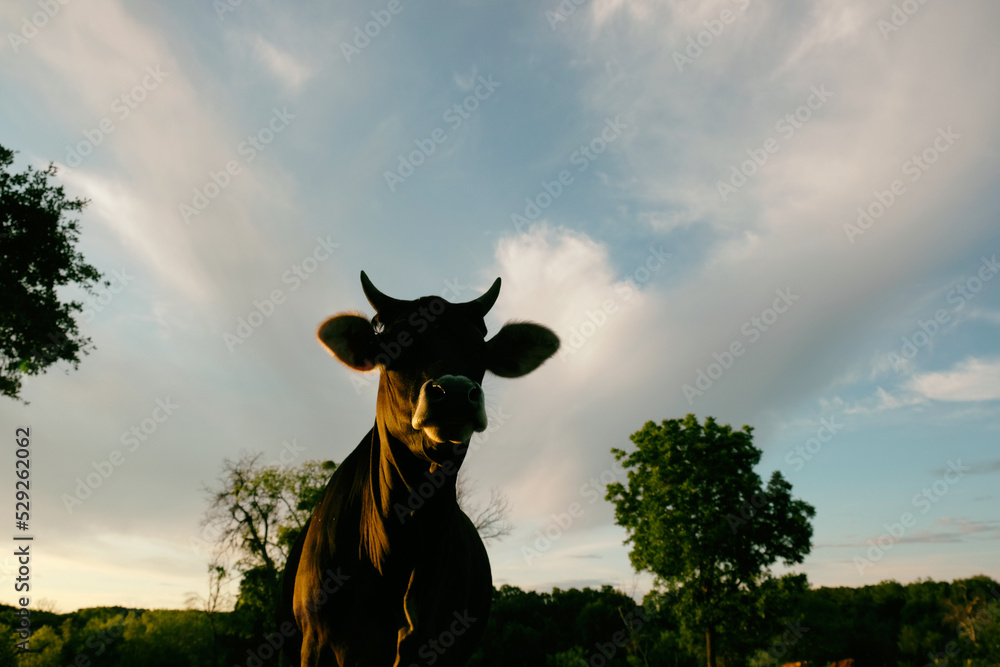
left=281, top=271, right=559, bottom=666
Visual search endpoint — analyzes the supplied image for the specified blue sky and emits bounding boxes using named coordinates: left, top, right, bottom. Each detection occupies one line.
left=1, top=0, right=999, bottom=612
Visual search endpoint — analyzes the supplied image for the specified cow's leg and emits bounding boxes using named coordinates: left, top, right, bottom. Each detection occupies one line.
left=282, top=517, right=309, bottom=667
left=395, top=514, right=491, bottom=666
left=298, top=628, right=322, bottom=667
left=395, top=567, right=481, bottom=667
left=393, top=570, right=419, bottom=667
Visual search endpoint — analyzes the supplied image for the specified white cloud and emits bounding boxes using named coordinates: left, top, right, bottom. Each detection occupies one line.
left=909, top=358, right=1000, bottom=402
left=252, top=35, right=314, bottom=92
left=774, top=3, right=875, bottom=77
left=590, top=0, right=654, bottom=31
left=452, top=67, right=479, bottom=91
left=838, top=358, right=1000, bottom=415
left=57, top=169, right=210, bottom=309
left=9, top=0, right=314, bottom=326
left=490, top=223, right=664, bottom=381
left=464, top=225, right=669, bottom=530
left=492, top=222, right=616, bottom=323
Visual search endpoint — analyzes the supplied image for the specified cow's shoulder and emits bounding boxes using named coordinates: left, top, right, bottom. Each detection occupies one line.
left=300, top=428, right=376, bottom=570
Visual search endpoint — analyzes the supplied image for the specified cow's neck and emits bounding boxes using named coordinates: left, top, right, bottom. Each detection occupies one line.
left=360, top=418, right=461, bottom=573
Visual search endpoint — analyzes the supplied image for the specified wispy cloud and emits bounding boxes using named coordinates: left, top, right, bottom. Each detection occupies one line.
left=839, top=386, right=925, bottom=415
left=934, top=459, right=1000, bottom=478
left=251, top=35, right=314, bottom=92
left=894, top=518, right=1000, bottom=545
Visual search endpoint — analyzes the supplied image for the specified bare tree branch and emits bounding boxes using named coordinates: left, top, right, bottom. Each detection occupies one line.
left=456, top=474, right=513, bottom=544
left=200, top=451, right=333, bottom=574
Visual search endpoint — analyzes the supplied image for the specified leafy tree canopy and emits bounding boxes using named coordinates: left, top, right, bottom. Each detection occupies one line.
left=606, top=414, right=816, bottom=666
left=0, top=144, right=106, bottom=402
left=201, top=452, right=334, bottom=577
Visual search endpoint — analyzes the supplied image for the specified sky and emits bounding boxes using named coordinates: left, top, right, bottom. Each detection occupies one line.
left=1, top=0, right=998, bottom=613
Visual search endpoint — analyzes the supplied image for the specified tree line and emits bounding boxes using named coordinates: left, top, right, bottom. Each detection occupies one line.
left=2, top=575, right=998, bottom=666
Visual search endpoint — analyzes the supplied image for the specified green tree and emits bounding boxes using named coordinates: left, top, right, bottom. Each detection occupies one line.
left=0, top=144, right=107, bottom=402
left=200, top=453, right=334, bottom=638
left=185, top=563, right=232, bottom=666
left=119, top=610, right=213, bottom=667
left=467, top=584, right=651, bottom=667
left=202, top=453, right=334, bottom=576
left=14, top=623, right=66, bottom=666
left=605, top=415, right=815, bottom=667
left=0, top=627, right=18, bottom=667
left=546, top=645, right=586, bottom=666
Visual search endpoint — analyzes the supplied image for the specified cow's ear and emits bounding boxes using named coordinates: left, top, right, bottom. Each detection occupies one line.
left=317, top=313, right=378, bottom=371
left=485, top=322, right=560, bottom=378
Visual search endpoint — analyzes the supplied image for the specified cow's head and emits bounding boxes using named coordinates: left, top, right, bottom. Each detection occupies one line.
left=318, top=272, right=558, bottom=463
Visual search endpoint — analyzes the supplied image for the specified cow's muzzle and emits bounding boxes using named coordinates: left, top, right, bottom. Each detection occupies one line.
left=411, top=375, right=488, bottom=443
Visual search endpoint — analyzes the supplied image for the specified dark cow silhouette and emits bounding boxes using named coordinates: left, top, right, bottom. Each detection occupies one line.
left=282, top=272, right=558, bottom=666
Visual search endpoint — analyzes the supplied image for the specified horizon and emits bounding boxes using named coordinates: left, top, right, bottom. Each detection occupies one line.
left=5, top=571, right=1000, bottom=615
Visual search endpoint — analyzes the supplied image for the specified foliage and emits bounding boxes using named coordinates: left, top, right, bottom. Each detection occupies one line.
left=185, top=563, right=231, bottom=665
left=118, top=610, right=213, bottom=667
left=0, top=576, right=995, bottom=666
left=0, top=144, right=107, bottom=402
left=468, top=585, right=647, bottom=667
left=202, top=453, right=334, bottom=576
left=605, top=414, right=815, bottom=666
left=13, top=624, right=65, bottom=667
left=198, top=453, right=334, bottom=646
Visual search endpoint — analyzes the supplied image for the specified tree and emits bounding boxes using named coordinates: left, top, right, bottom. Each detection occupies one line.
left=200, top=452, right=334, bottom=637
left=13, top=622, right=66, bottom=666
left=185, top=562, right=233, bottom=666
left=0, top=626, right=16, bottom=667
left=0, top=144, right=107, bottom=402
left=466, top=584, right=648, bottom=667
left=456, top=475, right=513, bottom=543
left=119, top=609, right=214, bottom=667
left=202, top=454, right=514, bottom=573
left=200, top=451, right=514, bottom=642
left=605, top=414, right=815, bottom=667
left=202, top=453, right=334, bottom=576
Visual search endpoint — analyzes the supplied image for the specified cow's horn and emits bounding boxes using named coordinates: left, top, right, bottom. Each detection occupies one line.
left=459, top=277, right=501, bottom=317
left=360, top=271, right=407, bottom=314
